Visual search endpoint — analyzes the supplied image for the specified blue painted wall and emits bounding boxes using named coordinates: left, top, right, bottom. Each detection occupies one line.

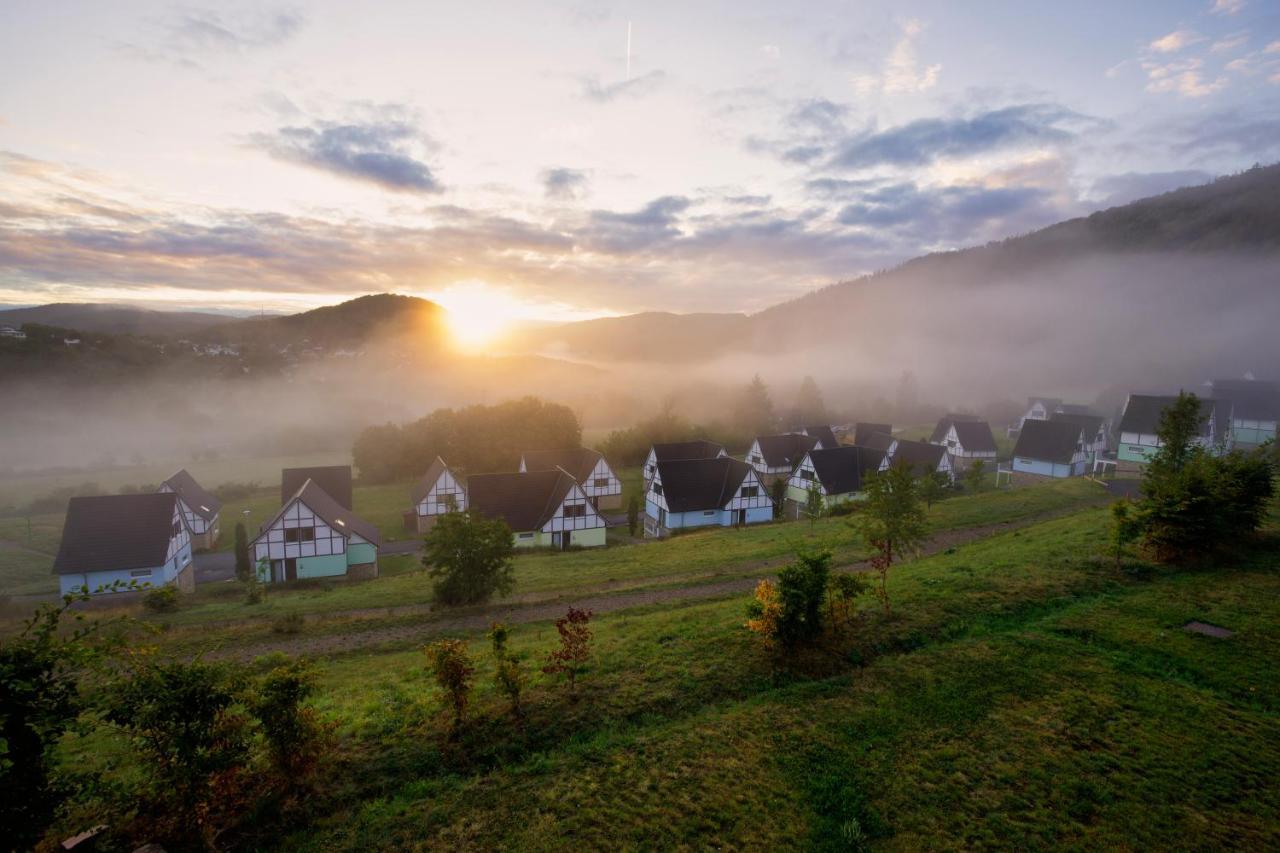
left=58, top=541, right=194, bottom=597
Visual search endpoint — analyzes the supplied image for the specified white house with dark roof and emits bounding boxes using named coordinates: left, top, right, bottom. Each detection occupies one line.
left=1011, top=419, right=1088, bottom=479
left=1116, top=394, right=1227, bottom=468
left=645, top=457, right=772, bottom=538
left=745, top=433, right=819, bottom=484
left=796, top=425, right=839, bottom=450
left=1209, top=378, right=1279, bottom=448
left=1008, top=397, right=1062, bottom=436
left=53, top=493, right=194, bottom=596
left=644, top=440, right=726, bottom=487
left=405, top=457, right=466, bottom=534
left=785, top=446, right=885, bottom=517
left=1048, top=411, right=1110, bottom=465
left=252, top=479, right=380, bottom=583
left=929, top=418, right=997, bottom=473
left=878, top=437, right=954, bottom=481
left=520, top=447, right=622, bottom=510
left=158, top=469, right=221, bottom=550
left=467, top=468, right=605, bottom=549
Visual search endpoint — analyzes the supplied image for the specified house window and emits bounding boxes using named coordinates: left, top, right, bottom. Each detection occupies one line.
left=703, top=510, right=716, bottom=516
left=130, top=569, right=151, bottom=578
left=172, top=521, right=181, bottom=536
left=741, top=485, right=759, bottom=498
left=749, top=454, right=759, bottom=463
left=284, top=527, right=316, bottom=543
left=799, top=470, right=814, bottom=481
left=517, top=532, right=535, bottom=540
left=564, top=504, right=587, bottom=518
left=594, top=477, right=609, bottom=488
left=653, top=484, right=663, bottom=496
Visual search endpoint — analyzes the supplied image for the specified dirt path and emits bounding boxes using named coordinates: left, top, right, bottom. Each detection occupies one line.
left=211, top=506, right=1091, bottom=662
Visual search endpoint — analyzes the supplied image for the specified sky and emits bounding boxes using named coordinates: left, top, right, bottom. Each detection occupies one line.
left=1, top=0, right=1278, bottom=323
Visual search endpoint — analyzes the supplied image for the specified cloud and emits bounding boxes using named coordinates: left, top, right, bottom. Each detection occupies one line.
left=1150, top=29, right=1205, bottom=54
left=834, top=181, right=1060, bottom=246
left=580, top=195, right=691, bottom=252
left=580, top=70, right=666, bottom=102
left=250, top=106, right=443, bottom=193
left=851, top=18, right=941, bottom=94
left=1211, top=33, right=1249, bottom=53
left=1210, top=0, right=1245, bottom=15
left=1167, top=103, right=1280, bottom=160
left=827, top=104, right=1090, bottom=171
left=119, top=6, right=305, bottom=67
left=761, top=44, right=781, bottom=60
left=1267, top=41, right=1280, bottom=54
left=542, top=167, right=590, bottom=200
left=1142, top=57, right=1227, bottom=97
left=802, top=177, right=883, bottom=199
left=788, top=99, right=847, bottom=135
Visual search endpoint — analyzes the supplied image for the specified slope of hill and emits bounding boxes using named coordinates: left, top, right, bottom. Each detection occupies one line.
left=506, top=311, right=749, bottom=362
left=202, top=293, right=448, bottom=351
left=0, top=303, right=235, bottom=336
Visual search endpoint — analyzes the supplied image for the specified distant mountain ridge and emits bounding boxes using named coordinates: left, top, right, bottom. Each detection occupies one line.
left=0, top=303, right=236, bottom=336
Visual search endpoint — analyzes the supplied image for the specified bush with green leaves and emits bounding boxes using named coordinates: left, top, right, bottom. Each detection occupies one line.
left=627, top=494, right=640, bottom=537
left=543, top=607, right=593, bottom=694
left=488, top=622, right=525, bottom=718
left=964, top=459, right=987, bottom=493
left=423, top=510, right=516, bottom=606
left=856, top=462, right=927, bottom=615
left=425, top=639, right=475, bottom=730
left=271, top=612, right=305, bottom=634
left=248, top=659, right=325, bottom=780
left=142, top=585, right=180, bottom=613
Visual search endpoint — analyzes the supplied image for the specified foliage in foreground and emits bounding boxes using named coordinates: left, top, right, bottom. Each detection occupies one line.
left=856, top=461, right=927, bottom=614
left=423, top=510, right=516, bottom=606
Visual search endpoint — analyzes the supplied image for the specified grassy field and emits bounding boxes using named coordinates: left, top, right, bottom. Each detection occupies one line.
left=52, top=492, right=1280, bottom=850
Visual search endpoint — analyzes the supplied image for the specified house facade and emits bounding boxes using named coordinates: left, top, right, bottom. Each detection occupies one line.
left=468, top=469, right=606, bottom=549
left=930, top=419, right=998, bottom=473
left=879, top=438, right=954, bottom=481
left=1011, top=419, right=1087, bottom=479
left=405, top=457, right=466, bottom=534
left=746, top=433, right=819, bottom=484
left=643, top=440, right=726, bottom=487
left=54, top=493, right=194, bottom=596
left=520, top=448, right=623, bottom=510
left=158, top=469, right=221, bottom=550
left=645, top=457, right=772, bottom=538
left=252, top=479, right=380, bottom=583
left=1116, top=394, right=1225, bottom=468
left=1048, top=411, right=1109, bottom=465
left=1209, top=379, right=1279, bottom=448
left=785, top=446, right=885, bottom=518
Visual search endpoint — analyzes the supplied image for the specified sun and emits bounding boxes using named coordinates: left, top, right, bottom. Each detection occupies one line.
left=432, top=283, right=524, bottom=351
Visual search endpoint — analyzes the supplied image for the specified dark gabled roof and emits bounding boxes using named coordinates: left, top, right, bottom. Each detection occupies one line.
left=1013, top=419, right=1084, bottom=465
left=650, top=440, right=725, bottom=462
left=521, top=447, right=605, bottom=483
left=950, top=420, right=998, bottom=453
left=282, top=465, right=352, bottom=510
left=1055, top=403, right=1094, bottom=416
left=410, top=457, right=451, bottom=505
left=928, top=413, right=981, bottom=443
left=753, top=433, right=818, bottom=468
left=806, top=447, right=885, bottom=495
left=161, top=469, right=221, bottom=521
left=853, top=422, right=892, bottom=447
left=861, top=431, right=896, bottom=453
left=1209, top=379, right=1280, bottom=421
left=889, top=439, right=949, bottom=474
left=1117, top=394, right=1218, bottom=438
left=1050, top=411, right=1106, bottom=439
left=802, top=425, right=838, bottom=449
left=54, top=493, right=178, bottom=575
left=1026, top=396, right=1063, bottom=411
left=655, top=457, right=759, bottom=513
left=467, top=469, right=577, bottom=532
left=262, top=478, right=381, bottom=546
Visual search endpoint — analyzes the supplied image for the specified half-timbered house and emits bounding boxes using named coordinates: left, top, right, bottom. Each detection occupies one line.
left=1048, top=411, right=1109, bottom=464
left=643, top=440, right=727, bottom=487
left=745, top=433, right=819, bottom=484
left=252, top=479, right=380, bottom=583
left=1209, top=378, right=1279, bottom=448
left=1116, top=394, right=1227, bottom=468
left=281, top=465, right=353, bottom=510
left=467, top=469, right=606, bottom=549
left=405, top=457, right=466, bottom=534
left=158, top=469, right=221, bottom=550
left=797, top=425, right=839, bottom=450
left=53, top=493, right=194, bottom=596
left=928, top=413, right=982, bottom=444
left=1011, top=419, right=1087, bottom=479
left=645, top=457, right=772, bottom=538
left=785, top=446, right=886, bottom=517
left=1015, top=397, right=1062, bottom=432
left=853, top=422, right=892, bottom=448
left=520, top=447, right=622, bottom=510
left=879, top=438, right=954, bottom=481
left=929, top=419, right=997, bottom=473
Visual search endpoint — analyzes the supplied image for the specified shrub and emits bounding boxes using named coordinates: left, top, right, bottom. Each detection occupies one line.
left=271, top=613, right=304, bottom=635
left=248, top=659, right=325, bottom=780
left=488, top=622, right=524, bottom=718
left=774, top=551, right=832, bottom=649
left=234, top=522, right=252, bottom=582
left=142, top=585, right=180, bottom=613
left=425, top=639, right=475, bottom=730
left=856, top=463, right=926, bottom=615
left=543, top=608, right=593, bottom=694
left=627, top=494, right=640, bottom=537
left=423, top=510, right=516, bottom=606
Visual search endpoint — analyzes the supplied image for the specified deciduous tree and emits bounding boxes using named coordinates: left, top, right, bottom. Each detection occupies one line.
left=543, top=608, right=593, bottom=694
left=425, top=640, right=475, bottom=731
left=423, top=510, right=516, bottom=606
left=857, top=462, right=927, bottom=615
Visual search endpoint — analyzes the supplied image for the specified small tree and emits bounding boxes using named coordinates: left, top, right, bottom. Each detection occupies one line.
left=774, top=551, right=832, bottom=649
left=857, top=462, right=927, bottom=615
left=826, top=573, right=870, bottom=637
left=425, top=639, right=475, bottom=731
left=917, top=471, right=946, bottom=509
left=234, top=522, right=251, bottom=582
left=804, top=485, right=825, bottom=527
left=488, top=622, right=524, bottom=718
left=248, top=658, right=325, bottom=781
left=423, top=510, right=516, bottom=606
left=627, top=494, right=640, bottom=537
left=244, top=557, right=268, bottom=604
left=1109, top=499, right=1143, bottom=570
left=543, top=608, right=593, bottom=694
left=770, top=477, right=788, bottom=519
left=965, top=459, right=986, bottom=493
left=745, top=579, right=782, bottom=651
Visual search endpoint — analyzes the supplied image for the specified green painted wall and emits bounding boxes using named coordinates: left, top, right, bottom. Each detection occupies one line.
left=1118, top=443, right=1157, bottom=463
left=347, top=542, right=378, bottom=566
left=571, top=527, right=607, bottom=548
left=298, top=553, right=349, bottom=579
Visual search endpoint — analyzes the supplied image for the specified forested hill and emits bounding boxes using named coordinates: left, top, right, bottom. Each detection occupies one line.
left=200, top=293, right=447, bottom=350
left=0, top=303, right=232, bottom=336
